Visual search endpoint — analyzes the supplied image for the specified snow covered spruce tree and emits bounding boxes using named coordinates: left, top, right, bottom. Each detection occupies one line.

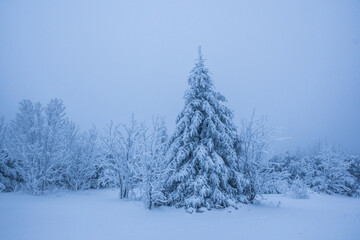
left=164, top=47, right=243, bottom=212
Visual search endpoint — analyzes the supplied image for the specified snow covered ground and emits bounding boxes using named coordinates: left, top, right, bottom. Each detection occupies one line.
left=0, top=189, right=359, bottom=240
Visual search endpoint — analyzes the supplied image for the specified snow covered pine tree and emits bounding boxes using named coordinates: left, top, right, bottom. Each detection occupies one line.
left=165, top=47, right=243, bottom=212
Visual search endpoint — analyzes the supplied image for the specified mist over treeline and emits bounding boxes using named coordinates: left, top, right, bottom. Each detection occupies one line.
left=1, top=0, right=359, bottom=156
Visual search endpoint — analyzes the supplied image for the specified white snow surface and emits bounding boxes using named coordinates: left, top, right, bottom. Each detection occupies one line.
left=0, top=189, right=359, bottom=240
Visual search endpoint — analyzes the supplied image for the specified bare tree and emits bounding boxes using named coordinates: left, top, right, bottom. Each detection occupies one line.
left=240, top=110, right=275, bottom=203
left=99, top=115, right=145, bottom=199
left=140, top=116, right=168, bottom=209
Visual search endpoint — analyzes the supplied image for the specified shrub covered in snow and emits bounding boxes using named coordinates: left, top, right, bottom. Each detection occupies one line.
left=261, top=142, right=359, bottom=198
left=347, top=156, right=360, bottom=196
left=307, top=141, right=356, bottom=196
left=288, top=178, right=310, bottom=199
left=239, top=113, right=275, bottom=202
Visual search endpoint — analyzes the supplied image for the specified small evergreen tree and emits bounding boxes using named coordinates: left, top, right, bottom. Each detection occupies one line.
left=164, top=47, right=243, bottom=212
left=0, top=116, right=21, bottom=192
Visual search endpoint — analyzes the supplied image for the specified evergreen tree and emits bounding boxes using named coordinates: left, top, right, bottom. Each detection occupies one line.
left=164, top=47, right=243, bottom=212
left=0, top=116, right=21, bottom=192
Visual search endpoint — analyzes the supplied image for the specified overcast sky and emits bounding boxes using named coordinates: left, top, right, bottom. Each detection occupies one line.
left=1, top=0, right=359, bottom=153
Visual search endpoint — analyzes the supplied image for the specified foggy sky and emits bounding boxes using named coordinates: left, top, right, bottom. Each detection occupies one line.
left=1, top=0, right=359, bottom=153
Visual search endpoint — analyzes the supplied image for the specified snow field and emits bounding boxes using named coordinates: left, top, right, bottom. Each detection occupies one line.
left=0, top=189, right=359, bottom=240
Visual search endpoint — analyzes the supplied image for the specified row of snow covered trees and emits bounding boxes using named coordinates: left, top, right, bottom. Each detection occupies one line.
left=1, top=48, right=359, bottom=211
left=261, top=142, right=360, bottom=197
left=0, top=102, right=169, bottom=208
